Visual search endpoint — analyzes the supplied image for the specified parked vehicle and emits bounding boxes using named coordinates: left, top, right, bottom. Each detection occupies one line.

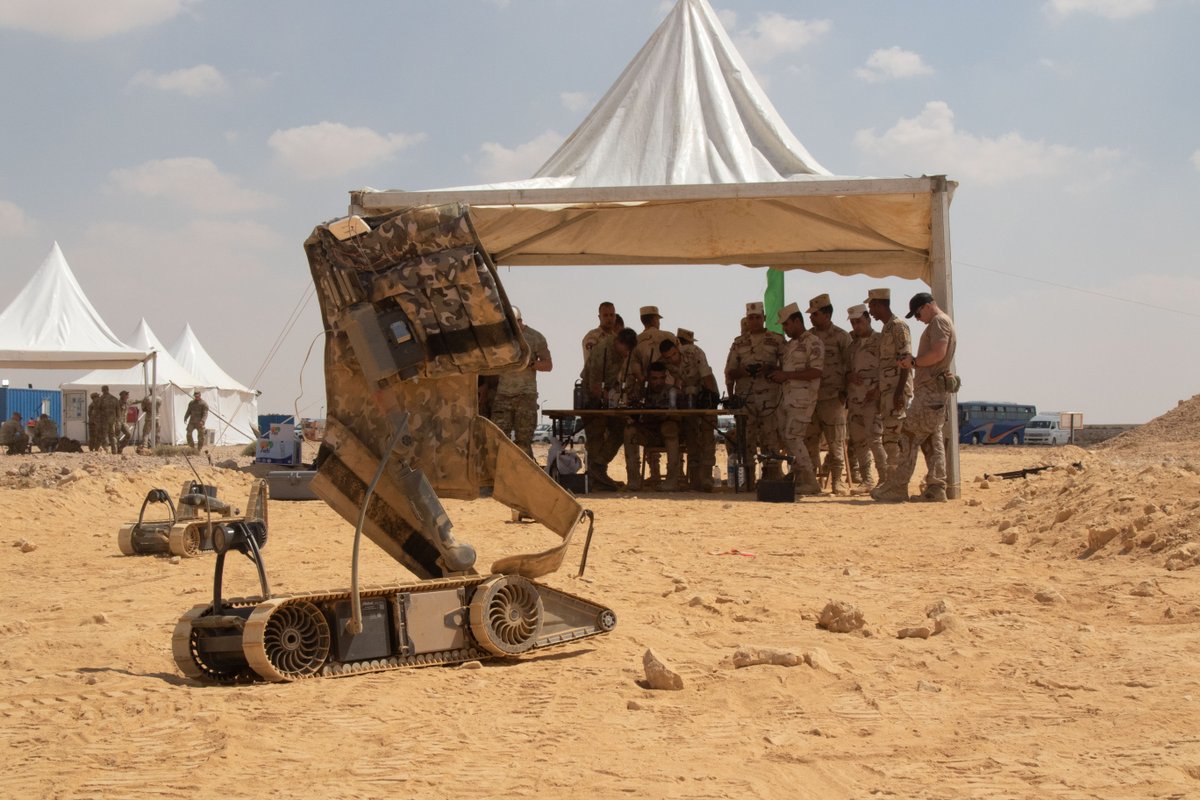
left=713, top=414, right=735, bottom=442
left=1024, top=413, right=1071, bottom=445
left=533, top=423, right=553, bottom=443
left=958, top=401, right=1036, bottom=445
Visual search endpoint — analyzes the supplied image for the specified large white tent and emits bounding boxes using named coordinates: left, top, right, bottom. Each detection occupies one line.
left=169, top=324, right=258, bottom=445
left=0, top=242, right=152, bottom=369
left=61, top=319, right=205, bottom=445
left=350, top=0, right=961, bottom=494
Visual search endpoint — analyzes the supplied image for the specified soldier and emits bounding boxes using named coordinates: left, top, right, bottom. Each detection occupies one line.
left=866, top=287, right=913, bottom=481
left=724, top=302, right=785, bottom=486
left=845, top=304, right=885, bottom=494
left=490, top=307, right=552, bottom=460
left=803, top=294, right=852, bottom=495
left=0, top=412, right=30, bottom=455
left=872, top=292, right=957, bottom=503
left=581, top=301, right=619, bottom=362
left=184, top=390, right=209, bottom=449
left=87, top=392, right=101, bottom=451
left=115, top=390, right=132, bottom=452
left=139, top=394, right=161, bottom=445
left=96, top=385, right=120, bottom=454
left=579, top=327, right=637, bottom=490
left=629, top=305, right=677, bottom=398
left=769, top=303, right=823, bottom=495
left=32, top=413, right=59, bottom=453
left=659, top=337, right=719, bottom=491
left=622, top=362, right=682, bottom=492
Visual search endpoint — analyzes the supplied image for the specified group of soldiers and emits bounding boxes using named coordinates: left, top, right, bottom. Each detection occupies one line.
left=728, top=288, right=958, bottom=503
left=85, top=386, right=129, bottom=453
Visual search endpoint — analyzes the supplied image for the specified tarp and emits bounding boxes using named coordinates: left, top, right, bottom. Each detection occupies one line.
left=168, top=324, right=257, bottom=444
left=0, top=242, right=152, bottom=368
left=351, top=0, right=952, bottom=283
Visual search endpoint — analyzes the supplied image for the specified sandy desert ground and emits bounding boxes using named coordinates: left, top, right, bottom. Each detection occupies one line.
left=2, top=399, right=1199, bottom=799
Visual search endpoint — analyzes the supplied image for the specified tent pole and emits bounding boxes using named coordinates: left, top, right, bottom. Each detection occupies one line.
left=929, top=176, right=960, bottom=500
left=150, top=352, right=158, bottom=448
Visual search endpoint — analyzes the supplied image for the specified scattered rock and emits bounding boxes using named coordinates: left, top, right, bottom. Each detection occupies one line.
left=897, top=626, right=932, bottom=639
left=1054, top=508, right=1073, bottom=524
left=11, top=538, right=27, bottom=548
left=457, top=660, right=482, bottom=670
left=917, top=680, right=942, bottom=693
left=1087, top=527, right=1120, bottom=551
left=642, top=649, right=684, bottom=691
left=91, top=613, right=109, bottom=625
left=169, top=555, right=182, bottom=565
left=1130, top=580, right=1158, bottom=597
left=803, top=648, right=841, bottom=675
left=216, top=459, right=240, bottom=470
left=998, top=519, right=1014, bottom=532
left=19, top=541, right=37, bottom=553
left=732, top=646, right=802, bottom=668
left=931, top=614, right=963, bottom=635
left=965, top=498, right=982, bottom=507
left=59, top=470, right=87, bottom=485
left=925, top=599, right=953, bottom=618
left=626, top=700, right=644, bottom=710
left=1004, top=495, right=1027, bottom=510
left=817, top=600, right=865, bottom=633
left=979, top=479, right=990, bottom=489
left=1034, top=588, right=1064, bottom=604
left=1000, top=530, right=1019, bottom=545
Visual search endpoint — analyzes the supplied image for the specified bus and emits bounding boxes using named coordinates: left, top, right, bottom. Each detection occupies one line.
left=958, top=401, right=1036, bottom=445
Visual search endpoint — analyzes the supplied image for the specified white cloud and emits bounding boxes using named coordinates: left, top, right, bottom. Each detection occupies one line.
left=1044, top=0, right=1156, bottom=19
left=733, top=14, right=831, bottom=64
left=129, top=64, right=227, bottom=97
left=0, top=0, right=193, bottom=41
left=475, top=131, right=564, bottom=182
left=855, top=47, right=933, bottom=83
left=1191, top=150, right=1200, bottom=171
left=560, top=91, right=591, bottom=113
left=0, top=200, right=35, bottom=238
left=268, top=122, right=425, bottom=180
left=109, top=157, right=277, bottom=214
left=854, top=101, right=1120, bottom=186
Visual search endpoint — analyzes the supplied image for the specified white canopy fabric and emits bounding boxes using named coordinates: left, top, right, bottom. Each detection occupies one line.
left=0, top=242, right=151, bottom=369
left=168, top=324, right=257, bottom=444
left=351, top=0, right=953, bottom=284
left=61, top=319, right=203, bottom=445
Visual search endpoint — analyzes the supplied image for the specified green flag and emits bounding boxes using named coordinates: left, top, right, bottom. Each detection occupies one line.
left=764, top=269, right=785, bottom=334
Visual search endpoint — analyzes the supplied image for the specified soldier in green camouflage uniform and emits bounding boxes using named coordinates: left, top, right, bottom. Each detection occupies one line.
left=659, top=337, right=718, bottom=491
left=770, top=303, right=823, bottom=495
left=96, top=385, right=120, bottom=454
left=87, top=392, right=100, bottom=451
left=866, top=288, right=913, bottom=481
left=184, top=391, right=209, bottom=449
left=622, top=362, right=681, bottom=492
left=803, top=294, right=851, bottom=495
left=491, top=308, right=552, bottom=460
left=724, top=302, right=785, bottom=487
left=581, top=301, right=618, bottom=362
left=845, top=304, right=885, bottom=494
left=579, top=327, right=637, bottom=489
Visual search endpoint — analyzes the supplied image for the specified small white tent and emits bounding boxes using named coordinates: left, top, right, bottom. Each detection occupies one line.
left=61, top=319, right=203, bottom=445
left=169, top=324, right=257, bottom=445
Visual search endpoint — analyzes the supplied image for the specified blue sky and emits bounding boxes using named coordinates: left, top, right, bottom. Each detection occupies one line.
left=1, top=0, right=1197, bottom=425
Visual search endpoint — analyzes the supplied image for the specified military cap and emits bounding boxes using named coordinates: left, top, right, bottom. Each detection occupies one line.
left=777, top=302, right=801, bottom=325
left=745, top=301, right=764, bottom=316
left=906, top=292, right=934, bottom=319
left=807, top=293, right=832, bottom=313
left=639, top=305, right=661, bottom=318
left=865, top=287, right=891, bottom=303
left=847, top=304, right=868, bottom=320
left=676, top=327, right=695, bottom=344
left=511, top=306, right=522, bottom=321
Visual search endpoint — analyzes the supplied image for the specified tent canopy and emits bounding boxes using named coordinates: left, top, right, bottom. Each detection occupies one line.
left=0, top=242, right=152, bottom=369
left=351, top=0, right=953, bottom=284
left=168, top=323, right=258, bottom=445
left=169, top=323, right=253, bottom=394
left=63, top=318, right=201, bottom=391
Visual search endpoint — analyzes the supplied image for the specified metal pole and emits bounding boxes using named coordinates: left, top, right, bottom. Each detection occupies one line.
left=928, top=176, right=960, bottom=499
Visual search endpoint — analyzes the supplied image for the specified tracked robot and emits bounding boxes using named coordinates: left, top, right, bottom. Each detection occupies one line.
left=173, top=204, right=614, bottom=683
left=118, top=480, right=267, bottom=558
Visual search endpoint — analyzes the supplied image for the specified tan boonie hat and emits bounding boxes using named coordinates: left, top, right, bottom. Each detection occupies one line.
left=745, top=301, right=764, bottom=316
left=639, top=305, right=661, bottom=318
left=807, top=293, right=832, bottom=313
left=512, top=306, right=522, bottom=321
left=777, top=302, right=801, bottom=325
left=847, top=304, right=868, bottom=320
left=865, top=287, right=890, bottom=303
left=676, top=327, right=695, bottom=344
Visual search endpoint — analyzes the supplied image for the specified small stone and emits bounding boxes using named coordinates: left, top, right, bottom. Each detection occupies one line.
left=1164, top=607, right=1176, bottom=619
left=1000, top=530, right=1019, bottom=545
left=804, top=647, right=841, bottom=674
left=925, top=599, right=953, bottom=618
left=998, top=519, right=1013, bottom=532
left=979, top=479, right=990, bottom=489
left=1078, top=624, right=1094, bottom=632
left=92, top=613, right=109, bottom=624
left=457, top=660, right=482, bottom=670
left=842, top=566, right=856, bottom=576
left=732, top=646, right=802, bottom=668
left=931, top=614, right=963, bottom=635
left=966, top=498, right=982, bottom=507
left=817, top=600, right=866, bottom=633
left=1054, top=508, right=1073, bottom=524
left=11, top=538, right=27, bottom=548
left=626, top=700, right=644, bottom=710
left=1034, top=588, right=1064, bottom=604
left=1004, top=495, right=1027, bottom=510
left=216, top=459, right=240, bottom=470
left=917, top=680, right=942, bottom=693
left=1137, top=531, right=1157, bottom=548
left=642, top=649, right=684, bottom=691
left=897, top=626, right=932, bottom=639
left=19, top=541, right=37, bottom=553
left=169, top=555, right=182, bottom=565
left=1087, top=527, right=1119, bottom=551
left=1130, top=580, right=1158, bottom=597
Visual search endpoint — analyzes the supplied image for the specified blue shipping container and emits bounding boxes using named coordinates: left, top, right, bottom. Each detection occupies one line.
left=258, top=413, right=295, bottom=435
left=0, top=387, right=62, bottom=430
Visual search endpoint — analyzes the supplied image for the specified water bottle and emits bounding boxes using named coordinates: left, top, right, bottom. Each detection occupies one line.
left=573, top=380, right=587, bottom=410
left=711, top=464, right=722, bottom=487
left=668, top=387, right=677, bottom=409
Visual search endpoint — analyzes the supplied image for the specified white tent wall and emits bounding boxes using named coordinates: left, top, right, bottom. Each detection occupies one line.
left=167, top=324, right=257, bottom=445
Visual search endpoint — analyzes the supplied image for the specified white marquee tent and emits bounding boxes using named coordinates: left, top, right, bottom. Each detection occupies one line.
left=350, top=0, right=961, bottom=494
left=169, top=324, right=258, bottom=445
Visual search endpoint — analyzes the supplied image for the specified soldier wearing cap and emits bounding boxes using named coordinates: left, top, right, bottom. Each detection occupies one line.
left=659, top=337, right=719, bottom=491
left=0, top=412, right=30, bottom=455
left=579, top=327, right=638, bottom=489
left=872, top=292, right=957, bottom=503
left=491, top=307, right=552, bottom=460
left=184, top=390, right=210, bottom=449
left=845, top=304, right=885, bottom=493
left=769, top=303, right=823, bottom=495
left=581, top=301, right=619, bottom=362
left=96, top=385, right=120, bottom=454
left=32, top=413, right=59, bottom=453
left=115, top=390, right=132, bottom=452
left=803, top=294, right=852, bottom=495
left=724, top=301, right=786, bottom=486
left=629, top=305, right=677, bottom=398
left=866, top=287, right=913, bottom=480
left=622, top=362, right=682, bottom=492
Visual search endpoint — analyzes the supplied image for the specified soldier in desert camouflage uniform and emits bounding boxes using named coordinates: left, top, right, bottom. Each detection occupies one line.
left=628, top=305, right=676, bottom=399
left=96, top=385, right=120, bottom=454
left=770, top=303, right=823, bottom=495
left=724, top=302, right=785, bottom=486
left=866, top=288, right=913, bottom=481
left=845, top=304, right=885, bottom=494
left=581, top=301, right=618, bottom=362
left=622, top=362, right=682, bottom=492
left=579, top=327, right=637, bottom=490
left=803, top=294, right=851, bottom=495
left=659, top=337, right=718, bottom=491
left=490, top=307, right=552, bottom=460
left=87, top=392, right=101, bottom=451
